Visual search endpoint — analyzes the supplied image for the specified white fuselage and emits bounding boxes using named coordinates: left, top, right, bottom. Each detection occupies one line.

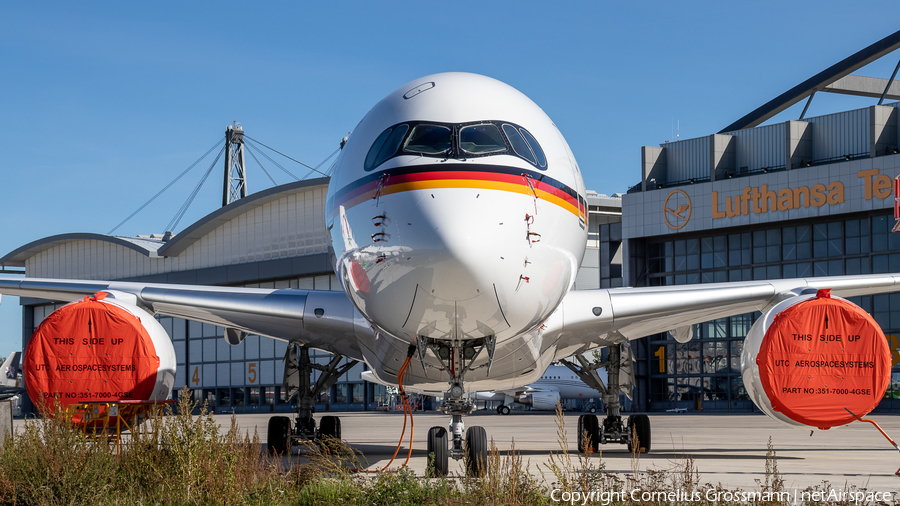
left=476, top=365, right=603, bottom=403
left=325, top=73, right=588, bottom=392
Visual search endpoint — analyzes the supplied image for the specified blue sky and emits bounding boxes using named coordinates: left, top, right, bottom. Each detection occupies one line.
left=0, top=2, right=898, bottom=354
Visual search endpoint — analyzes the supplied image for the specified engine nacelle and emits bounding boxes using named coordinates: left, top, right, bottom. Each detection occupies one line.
left=24, top=292, right=176, bottom=414
left=518, top=391, right=561, bottom=411
left=741, top=289, right=890, bottom=430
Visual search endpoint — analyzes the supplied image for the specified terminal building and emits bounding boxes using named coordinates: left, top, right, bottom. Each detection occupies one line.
left=622, top=31, right=900, bottom=412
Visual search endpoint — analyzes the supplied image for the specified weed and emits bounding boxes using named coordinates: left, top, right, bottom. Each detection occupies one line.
left=1, top=391, right=893, bottom=505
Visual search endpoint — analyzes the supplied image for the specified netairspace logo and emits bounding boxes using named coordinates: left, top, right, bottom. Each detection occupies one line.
left=549, top=487, right=893, bottom=505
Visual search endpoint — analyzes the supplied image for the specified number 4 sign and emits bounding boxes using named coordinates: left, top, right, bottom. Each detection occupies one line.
left=191, top=365, right=202, bottom=387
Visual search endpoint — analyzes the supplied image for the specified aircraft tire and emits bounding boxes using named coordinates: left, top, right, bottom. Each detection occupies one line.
left=579, top=414, right=599, bottom=453
left=267, top=416, right=291, bottom=455
left=589, top=406, right=597, bottom=414
left=499, top=405, right=511, bottom=415
left=427, top=426, right=449, bottom=477
left=629, top=414, right=651, bottom=453
left=465, top=426, right=488, bottom=478
left=320, top=415, right=341, bottom=440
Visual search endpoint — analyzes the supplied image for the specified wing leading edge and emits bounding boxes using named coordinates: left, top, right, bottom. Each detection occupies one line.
left=3, top=273, right=899, bottom=365
left=549, top=273, right=900, bottom=358
left=0, top=276, right=367, bottom=360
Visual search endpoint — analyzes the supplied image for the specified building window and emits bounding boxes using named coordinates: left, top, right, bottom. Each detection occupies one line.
left=334, top=384, right=347, bottom=404
left=351, top=383, right=364, bottom=403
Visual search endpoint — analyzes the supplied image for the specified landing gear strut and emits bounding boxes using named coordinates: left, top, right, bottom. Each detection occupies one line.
left=420, top=337, right=493, bottom=477
left=562, top=343, right=651, bottom=454
left=267, top=344, right=358, bottom=454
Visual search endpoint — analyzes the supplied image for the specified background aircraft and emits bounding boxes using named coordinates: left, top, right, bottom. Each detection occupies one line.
left=0, top=352, right=24, bottom=402
left=476, top=364, right=606, bottom=415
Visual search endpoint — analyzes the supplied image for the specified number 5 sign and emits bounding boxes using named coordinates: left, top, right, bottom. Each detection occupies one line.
left=246, top=362, right=258, bottom=385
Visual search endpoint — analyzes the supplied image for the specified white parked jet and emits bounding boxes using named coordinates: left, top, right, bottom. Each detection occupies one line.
left=476, top=364, right=605, bottom=415
left=0, top=73, right=898, bottom=477
left=0, top=352, right=24, bottom=401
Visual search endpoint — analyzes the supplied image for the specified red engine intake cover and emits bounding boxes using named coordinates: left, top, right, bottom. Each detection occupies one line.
left=24, top=293, right=161, bottom=413
left=757, top=289, right=891, bottom=429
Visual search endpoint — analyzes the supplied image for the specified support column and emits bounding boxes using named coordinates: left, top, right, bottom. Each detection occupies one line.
left=785, top=120, right=812, bottom=170
left=709, top=134, right=734, bottom=182
left=870, top=105, right=898, bottom=157
left=641, top=146, right=666, bottom=191
left=223, top=122, right=247, bottom=206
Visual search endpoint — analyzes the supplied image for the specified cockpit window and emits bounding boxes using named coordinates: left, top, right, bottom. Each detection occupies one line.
left=519, top=128, right=547, bottom=168
left=365, top=124, right=410, bottom=171
left=403, top=124, right=451, bottom=155
left=363, top=120, right=547, bottom=171
left=364, top=128, right=394, bottom=171
left=459, top=124, right=507, bottom=155
left=502, top=124, right=537, bottom=165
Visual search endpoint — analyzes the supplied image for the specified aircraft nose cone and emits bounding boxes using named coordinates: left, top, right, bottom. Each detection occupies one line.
left=415, top=190, right=508, bottom=300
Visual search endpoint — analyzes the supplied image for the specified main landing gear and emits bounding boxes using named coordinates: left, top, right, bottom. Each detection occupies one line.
left=267, top=345, right=359, bottom=455
left=562, top=343, right=652, bottom=454
left=419, top=336, right=494, bottom=477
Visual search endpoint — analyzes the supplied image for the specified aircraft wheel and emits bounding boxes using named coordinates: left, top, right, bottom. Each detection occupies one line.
left=465, top=426, right=488, bottom=478
left=589, top=406, right=597, bottom=414
left=266, top=416, right=291, bottom=455
left=629, top=414, right=651, bottom=453
left=495, top=405, right=501, bottom=414
left=320, top=415, right=341, bottom=440
left=578, top=414, right=599, bottom=454
left=426, top=426, right=449, bottom=477
left=499, top=405, right=511, bottom=415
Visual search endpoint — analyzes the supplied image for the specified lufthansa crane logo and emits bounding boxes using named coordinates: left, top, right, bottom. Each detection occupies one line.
left=664, top=190, right=692, bottom=230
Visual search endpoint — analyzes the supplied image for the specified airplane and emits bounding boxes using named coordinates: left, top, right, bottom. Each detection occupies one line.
left=364, top=363, right=607, bottom=415
left=476, top=364, right=606, bottom=415
left=0, top=352, right=24, bottom=401
left=0, top=72, right=898, bottom=478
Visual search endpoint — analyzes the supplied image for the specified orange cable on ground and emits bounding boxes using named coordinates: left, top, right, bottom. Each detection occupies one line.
left=400, top=356, right=414, bottom=467
left=844, top=407, right=900, bottom=476
left=351, top=347, right=416, bottom=473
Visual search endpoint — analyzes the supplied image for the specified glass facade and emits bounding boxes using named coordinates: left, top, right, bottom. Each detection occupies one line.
left=631, top=211, right=900, bottom=412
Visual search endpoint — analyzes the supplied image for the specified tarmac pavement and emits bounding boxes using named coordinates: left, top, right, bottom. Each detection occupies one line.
left=13, top=408, right=900, bottom=497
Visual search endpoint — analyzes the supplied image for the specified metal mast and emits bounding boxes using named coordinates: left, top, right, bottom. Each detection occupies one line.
left=223, top=122, right=247, bottom=206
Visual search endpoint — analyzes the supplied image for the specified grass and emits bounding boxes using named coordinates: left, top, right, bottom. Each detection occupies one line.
left=0, top=391, right=897, bottom=505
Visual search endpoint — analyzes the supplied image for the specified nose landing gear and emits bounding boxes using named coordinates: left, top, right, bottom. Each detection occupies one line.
left=420, top=338, right=493, bottom=477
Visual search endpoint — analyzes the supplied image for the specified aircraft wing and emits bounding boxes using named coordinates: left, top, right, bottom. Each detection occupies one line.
left=550, top=273, right=900, bottom=356
left=0, top=277, right=366, bottom=360
left=0, top=387, right=25, bottom=401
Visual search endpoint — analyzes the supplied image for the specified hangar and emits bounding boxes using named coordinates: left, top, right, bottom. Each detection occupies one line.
left=0, top=174, right=622, bottom=414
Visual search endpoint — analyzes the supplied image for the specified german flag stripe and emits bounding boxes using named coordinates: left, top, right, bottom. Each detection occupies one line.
left=329, top=164, right=580, bottom=216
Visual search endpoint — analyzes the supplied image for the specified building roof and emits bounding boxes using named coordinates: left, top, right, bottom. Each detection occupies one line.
left=0, top=177, right=331, bottom=271
left=720, top=29, right=900, bottom=132
left=158, top=177, right=329, bottom=257
left=0, top=233, right=165, bottom=266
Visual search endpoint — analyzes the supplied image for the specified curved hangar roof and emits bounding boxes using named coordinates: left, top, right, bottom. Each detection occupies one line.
left=0, top=178, right=332, bottom=282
